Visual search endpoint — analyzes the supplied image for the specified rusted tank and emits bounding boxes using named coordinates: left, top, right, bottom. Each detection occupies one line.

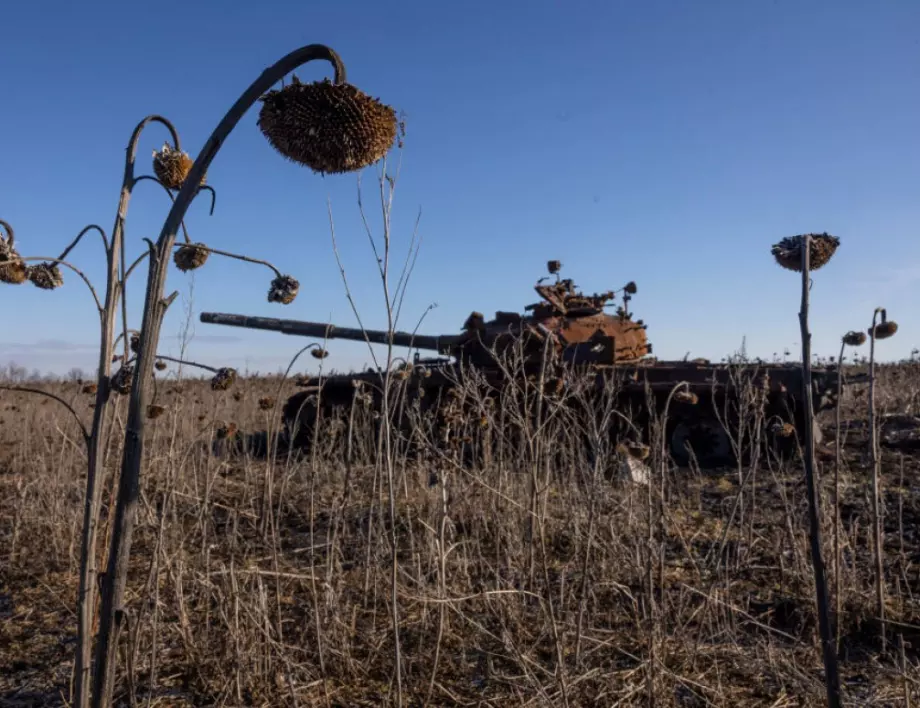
left=200, top=261, right=852, bottom=468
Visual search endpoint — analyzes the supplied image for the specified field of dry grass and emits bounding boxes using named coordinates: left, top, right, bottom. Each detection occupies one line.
left=2, top=359, right=920, bottom=706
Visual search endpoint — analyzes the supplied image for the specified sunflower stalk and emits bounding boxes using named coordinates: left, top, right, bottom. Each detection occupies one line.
left=796, top=235, right=842, bottom=708
left=90, top=43, right=396, bottom=707
left=867, top=307, right=897, bottom=655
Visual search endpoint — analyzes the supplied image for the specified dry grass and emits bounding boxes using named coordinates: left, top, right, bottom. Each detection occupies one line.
left=2, top=360, right=920, bottom=707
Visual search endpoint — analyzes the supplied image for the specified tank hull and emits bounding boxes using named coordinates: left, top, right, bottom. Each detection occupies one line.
left=275, top=358, right=845, bottom=469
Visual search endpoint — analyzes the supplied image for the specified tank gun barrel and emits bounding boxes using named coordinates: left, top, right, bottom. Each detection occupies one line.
left=200, top=312, right=457, bottom=353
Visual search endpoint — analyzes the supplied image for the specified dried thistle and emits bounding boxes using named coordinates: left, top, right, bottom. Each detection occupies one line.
left=174, top=242, right=210, bottom=272
left=771, top=232, right=840, bottom=272
left=257, top=77, right=398, bottom=174
left=27, top=262, right=64, bottom=290
left=154, top=360, right=167, bottom=371
left=258, top=396, right=275, bottom=410
left=310, top=347, right=329, bottom=360
left=152, top=143, right=206, bottom=190
left=146, top=404, right=166, bottom=420
left=268, top=274, right=299, bottom=304
left=111, top=366, right=134, bottom=395
left=843, top=331, right=867, bottom=347
left=210, top=367, right=237, bottom=391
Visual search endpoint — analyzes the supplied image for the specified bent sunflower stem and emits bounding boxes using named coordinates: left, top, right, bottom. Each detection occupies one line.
left=21, top=257, right=104, bottom=313
left=91, top=45, right=348, bottom=708
left=57, top=224, right=110, bottom=262
left=0, top=384, right=90, bottom=440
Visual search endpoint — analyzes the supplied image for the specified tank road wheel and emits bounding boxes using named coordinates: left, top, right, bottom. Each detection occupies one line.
left=668, top=415, right=734, bottom=468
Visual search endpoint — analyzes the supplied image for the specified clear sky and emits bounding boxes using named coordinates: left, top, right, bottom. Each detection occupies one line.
left=1, top=0, right=918, bottom=377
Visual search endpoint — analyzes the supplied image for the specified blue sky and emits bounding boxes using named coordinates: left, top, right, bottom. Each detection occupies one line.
left=1, top=0, right=918, bottom=377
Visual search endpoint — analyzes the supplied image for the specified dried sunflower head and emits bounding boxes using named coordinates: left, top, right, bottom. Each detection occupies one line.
left=842, top=331, right=867, bottom=347
left=82, top=383, right=98, bottom=395
left=771, top=233, right=840, bottom=272
left=0, top=259, right=28, bottom=285
left=146, top=404, right=166, bottom=420
left=0, top=226, right=27, bottom=284
left=174, top=243, right=209, bottom=272
left=215, top=422, right=238, bottom=439
left=624, top=281, right=638, bottom=295
left=617, top=441, right=650, bottom=461
left=111, top=365, right=134, bottom=395
left=310, top=347, right=329, bottom=360
left=547, top=260, right=561, bottom=274
left=152, top=143, right=205, bottom=190
left=210, top=367, right=237, bottom=391
left=268, top=274, right=299, bottom=304
left=257, top=78, right=398, bottom=174
left=869, top=320, right=898, bottom=340
left=154, top=360, right=167, bottom=371
left=674, top=390, right=699, bottom=405
left=28, top=262, right=64, bottom=290
left=258, top=396, right=275, bottom=410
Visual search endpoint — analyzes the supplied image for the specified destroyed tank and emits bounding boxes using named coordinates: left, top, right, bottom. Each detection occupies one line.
left=200, top=261, right=850, bottom=468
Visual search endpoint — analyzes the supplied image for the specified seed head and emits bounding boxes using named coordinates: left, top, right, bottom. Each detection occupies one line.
left=0, top=260, right=28, bottom=285
left=771, top=232, right=840, bottom=272
left=152, top=143, right=206, bottom=190
left=869, top=321, right=898, bottom=340
left=842, top=331, right=867, bottom=347
left=82, top=383, right=98, bottom=395
left=624, top=281, right=638, bottom=295
left=216, top=422, right=238, bottom=439
left=268, top=274, right=299, bottom=304
left=674, top=390, right=699, bottom=405
left=146, top=404, right=166, bottom=420
left=130, top=332, right=140, bottom=354
left=258, top=396, right=275, bottom=410
left=210, top=367, right=237, bottom=391
left=617, top=441, right=650, bottom=461
left=547, top=260, right=561, bottom=274
left=111, top=365, right=134, bottom=395
left=310, top=347, right=329, bottom=360
left=174, top=243, right=210, bottom=272
left=28, top=262, right=64, bottom=290
left=0, top=234, right=27, bottom=286
left=257, top=78, right=398, bottom=174
left=154, top=360, right=167, bottom=371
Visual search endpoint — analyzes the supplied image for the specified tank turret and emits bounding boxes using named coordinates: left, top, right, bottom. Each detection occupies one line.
left=200, top=260, right=652, bottom=368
